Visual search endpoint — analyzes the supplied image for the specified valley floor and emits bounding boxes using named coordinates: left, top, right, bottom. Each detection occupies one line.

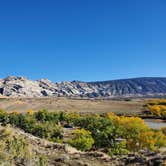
left=0, top=97, right=144, bottom=115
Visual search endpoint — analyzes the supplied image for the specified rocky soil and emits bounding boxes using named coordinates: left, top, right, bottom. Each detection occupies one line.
left=0, top=76, right=166, bottom=98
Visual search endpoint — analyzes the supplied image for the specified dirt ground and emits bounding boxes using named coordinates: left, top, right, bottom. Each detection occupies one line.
left=0, top=97, right=145, bottom=115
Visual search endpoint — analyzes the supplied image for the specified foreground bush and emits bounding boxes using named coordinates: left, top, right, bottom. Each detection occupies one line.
left=108, top=141, right=129, bottom=156
left=0, top=126, right=32, bottom=165
left=68, top=129, right=94, bottom=151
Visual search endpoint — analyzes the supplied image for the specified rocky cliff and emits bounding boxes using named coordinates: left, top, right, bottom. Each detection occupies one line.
left=0, top=76, right=166, bottom=98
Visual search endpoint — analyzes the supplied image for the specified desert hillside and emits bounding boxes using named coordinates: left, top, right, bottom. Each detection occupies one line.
left=0, top=76, right=166, bottom=98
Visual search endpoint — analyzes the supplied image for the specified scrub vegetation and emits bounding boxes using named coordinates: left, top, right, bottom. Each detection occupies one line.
left=0, top=109, right=165, bottom=160
left=145, top=99, right=166, bottom=118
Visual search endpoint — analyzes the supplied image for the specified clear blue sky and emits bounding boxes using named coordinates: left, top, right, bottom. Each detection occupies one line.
left=0, top=0, right=165, bottom=82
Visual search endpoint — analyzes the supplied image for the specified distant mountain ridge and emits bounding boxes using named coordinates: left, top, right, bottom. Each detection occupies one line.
left=0, top=76, right=166, bottom=98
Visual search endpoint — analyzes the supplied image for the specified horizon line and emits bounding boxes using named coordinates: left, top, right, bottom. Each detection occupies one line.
left=1, top=75, right=166, bottom=83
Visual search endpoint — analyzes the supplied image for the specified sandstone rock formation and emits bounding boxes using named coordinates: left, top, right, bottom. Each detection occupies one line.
left=0, top=76, right=166, bottom=98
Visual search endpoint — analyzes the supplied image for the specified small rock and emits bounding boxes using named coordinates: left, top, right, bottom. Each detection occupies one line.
left=55, top=154, right=70, bottom=163
left=65, top=144, right=79, bottom=154
left=73, top=154, right=81, bottom=159
left=76, top=161, right=91, bottom=166
left=153, top=159, right=163, bottom=166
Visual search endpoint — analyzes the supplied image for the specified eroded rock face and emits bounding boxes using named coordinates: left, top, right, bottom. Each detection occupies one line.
left=1, top=76, right=42, bottom=97
left=0, top=76, right=166, bottom=98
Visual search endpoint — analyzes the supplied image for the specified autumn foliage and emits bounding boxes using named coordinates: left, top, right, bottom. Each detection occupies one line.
left=145, top=99, right=166, bottom=117
left=0, top=109, right=165, bottom=156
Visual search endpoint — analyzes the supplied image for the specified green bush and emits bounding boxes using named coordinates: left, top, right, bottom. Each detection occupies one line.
left=35, top=109, right=48, bottom=122
left=68, top=129, right=94, bottom=151
left=36, top=154, right=48, bottom=166
left=32, top=122, right=63, bottom=142
left=8, top=112, right=20, bottom=126
left=73, top=116, right=121, bottom=148
left=108, top=141, right=129, bottom=156
left=0, top=110, right=8, bottom=125
left=34, top=109, right=62, bottom=124
left=63, top=112, right=81, bottom=124
left=18, top=114, right=37, bottom=133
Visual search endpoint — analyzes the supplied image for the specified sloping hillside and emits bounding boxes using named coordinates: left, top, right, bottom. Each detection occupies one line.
left=0, top=76, right=166, bottom=98
left=0, top=125, right=166, bottom=166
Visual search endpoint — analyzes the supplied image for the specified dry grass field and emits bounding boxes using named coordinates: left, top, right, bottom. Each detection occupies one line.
left=0, top=97, right=145, bottom=115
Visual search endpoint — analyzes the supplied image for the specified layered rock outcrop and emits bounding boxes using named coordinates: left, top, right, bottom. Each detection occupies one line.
left=0, top=76, right=166, bottom=98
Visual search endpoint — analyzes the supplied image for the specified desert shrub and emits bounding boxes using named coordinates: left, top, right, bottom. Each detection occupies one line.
left=7, top=135, right=32, bottom=161
left=8, top=110, right=63, bottom=143
left=147, top=105, right=162, bottom=117
left=8, top=112, right=20, bottom=126
left=63, top=112, right=81, bottom=124
left=146, top=99, right=166, bottom=106
left=17, top=114, right=37, bottom=133
left=68, top=129, right=94, bottom=151
left=0, top=126, right=32, bottom=165
left=161, top=126, right=166, bottom=135
left=0, top=109, right=8, bottom=125
left=27, top=109, right=34, bottom=116
left=108, top=141, right=129, bottom=156
left=34, top=109, right=61, bottom=123
left=153, top=131, right=166, bottom=148
left=46, top=112, right=64, bottom=123
left=35, top=109, right=48, bottom=122
left=145, top=99, right=166, bottom=118
left=32, top=123, right=51, bottom=139
left=32, top=122, right=63, bottom=142
left=36, top=154, right=48, bottom=166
